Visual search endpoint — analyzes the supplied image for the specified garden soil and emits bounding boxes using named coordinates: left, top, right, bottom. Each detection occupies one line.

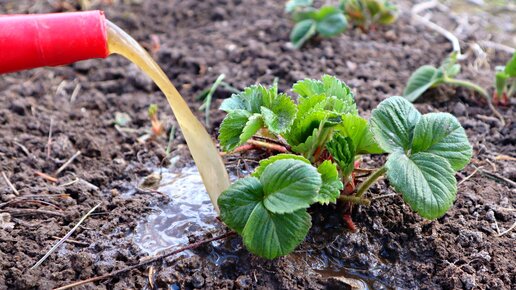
left=0, top=0, right=514, bottom=289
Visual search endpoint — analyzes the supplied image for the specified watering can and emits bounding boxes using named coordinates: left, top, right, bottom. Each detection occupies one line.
left=0, top=11, right=108, bottom=74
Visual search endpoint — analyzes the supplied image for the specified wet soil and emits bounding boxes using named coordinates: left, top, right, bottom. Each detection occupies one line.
left=0, top=0, right=514, bottom=289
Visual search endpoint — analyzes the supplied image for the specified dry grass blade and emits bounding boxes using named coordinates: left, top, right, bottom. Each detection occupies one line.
left=30, top=202, right=102, bottom=270
left=498, top=221, right=516, bottom=237
left=55, top=151, right=81, bottom=176
left=1, top=171, right=20, bottom=196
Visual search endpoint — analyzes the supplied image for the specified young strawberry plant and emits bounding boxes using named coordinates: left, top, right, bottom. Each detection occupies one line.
left=286, top=0, right=348, bottom=48
left=403, top=52, right=504, bottom=124
left=217, top=75, right=472, bottom=259
left=494, top=52, right=516, bottom=105
left=340, top=0, right=397, bottom=30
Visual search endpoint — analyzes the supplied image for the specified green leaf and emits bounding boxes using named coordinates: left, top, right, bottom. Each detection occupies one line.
left=285, top=0, right=313, bottom=13
left=315, top=8, right=347, bottom=37
left=260, top=93, right=297, bottom=134
left=261, top=159, right=322, bottom=214
left=326, top=134, right=356, bottom=176
left=242, top=203, right=311, bottom=259
left=504, top=52, right=516, bottom=77
left=220, top=85, right=265, bottom=113
left=291, top=127, right=320, bottom=155
left=293, top=75, right=356, bottom=114
left=290, top=19, right=317, bottom=48
left=292, top=7, right=318, bottom=22
left=240, top=114, right=264, bottom=145
left=218, top=110, right=252, bottom=151
left=386, top=152, right=457, bottom=220
left=252, top=154, right=311, bottom=177
left=411, top=113, right=472, bottom=171
left=403, top=65, right=439, bottom=102
left=297, top=94, right=327, bottom=117
left=440, top=52, right=459, bottom=77
left=315, top=161, right=344, bottom=205
left=336, top=114, right=383, bottom=154
left=218, top=177, right=263, bottom=234
left=287, top=110, right=327, bottom=146
left=370, top=96, right=421, bottom=153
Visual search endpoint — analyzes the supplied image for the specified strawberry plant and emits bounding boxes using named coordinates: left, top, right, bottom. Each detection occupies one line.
left=340, top=0, right=397, bottom=30
left=286, top=0, right=348, bottom=48
left=494, top=52, right=516, bottom=105
left=285, top=0, right=396, bottom=48
left=217, top=75, right=472, bottom=259
left=403, top=52, right=504, bottom=124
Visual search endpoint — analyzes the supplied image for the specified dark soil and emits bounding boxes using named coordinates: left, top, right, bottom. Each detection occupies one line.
left=0, top=0, right=514, bottom=289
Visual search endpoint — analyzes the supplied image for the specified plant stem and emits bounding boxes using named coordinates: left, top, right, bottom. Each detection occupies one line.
left=338, top=195, right=371, bottom=206
left=247, top=139, right=288, bottom=153
left=444, top=77, right=505, bottom=126
left=355, top=166, right=386, bottom=198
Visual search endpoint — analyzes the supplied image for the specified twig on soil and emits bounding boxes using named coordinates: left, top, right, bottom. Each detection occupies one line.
left=2, top=171, right=20, bottom=196
left=148, top=266, right=156, bottom=289
left=59, top=174, right=99, bottom=191
left=2, top=208, right=65, bottom=218
left=35, top=171, right=58, bottom=183
left=70, top=83, right=81, bottom=103
left=54, top=151, right=81, bottom=176
left=30, top=202, right=101, bottom=270
left=485, top=158, right=497, bottom=172
left=46, top=118, right=53, bottom=159
left=458, top=166, right=482, bottom=186
left=480, top=169, right=516, bottom=188
left=478, top=40, right=515, bottom=54
left=371, top=193, right=398, bottom=200
left=495, top=155, right=516, bottom=161
left=497, top=221, right=516, bottom=237
left=50, top=236, right=89, bottom=247
left=53, top=231, right=236, bottom=290
left=13, top=141, right=32, bottom=157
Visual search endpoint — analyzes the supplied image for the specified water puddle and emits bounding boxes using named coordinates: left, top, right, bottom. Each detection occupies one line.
left=132, top=166, right=220, bottom=256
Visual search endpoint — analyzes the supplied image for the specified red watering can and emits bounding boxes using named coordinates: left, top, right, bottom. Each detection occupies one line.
left=0, top=11, right=109, bottom=74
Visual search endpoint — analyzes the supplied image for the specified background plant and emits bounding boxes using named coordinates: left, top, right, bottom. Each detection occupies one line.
left=217, top=75, right=472, bottom=259
left=285, top=0, right=396, bottom=48
left=340, top=0, right=397, bottom=30
left=403, top=52, right=505, bottom=125
left=286, top=0, right=348, bottom=48
left=494, top=52, right=516, bottom=105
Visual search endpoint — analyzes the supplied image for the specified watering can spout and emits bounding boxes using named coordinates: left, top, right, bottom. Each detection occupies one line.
left=0, top=11, right=109, bottom=74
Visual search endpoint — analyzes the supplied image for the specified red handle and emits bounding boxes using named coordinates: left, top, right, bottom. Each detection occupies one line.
left=0, top=11, right=109, bottom=74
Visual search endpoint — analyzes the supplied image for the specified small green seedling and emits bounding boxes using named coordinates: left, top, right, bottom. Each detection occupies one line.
left=494, top=52, right=516, bottom=105
left=403, top=52, right=504, bottom=124
left=217, top=75, right=472, bottom=259
left=340, top=0, right=397, bottom=30
left=286, top=0, right=348, bottom=48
